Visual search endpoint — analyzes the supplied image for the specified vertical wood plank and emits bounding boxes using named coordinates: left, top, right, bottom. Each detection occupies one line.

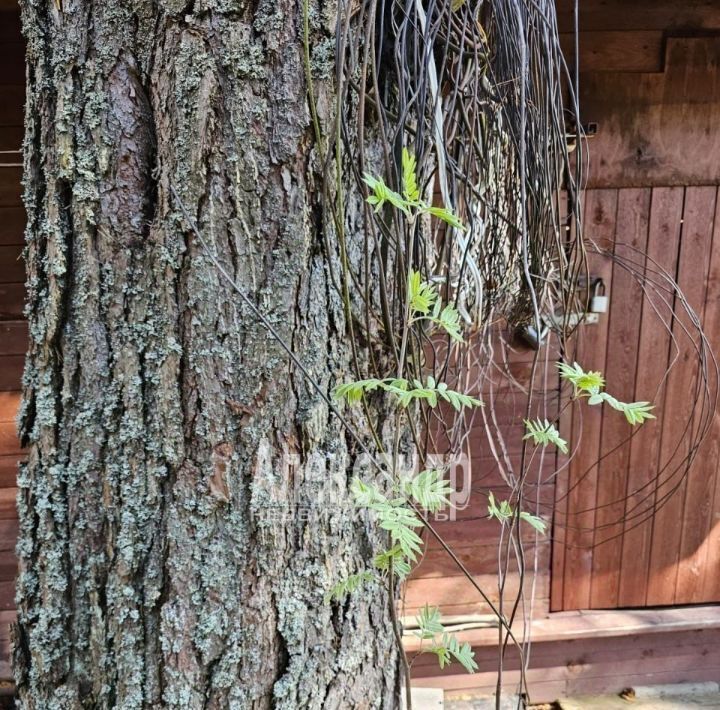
left=556, top=189, right=617, bottom=611
left=646, top=186, right=716, bottom=605
left=700, top=194, right=720, bottom=602
left=589, top=188, right=651, bottom=609
left=617, top=187, right=684, bottom=606
left=674, top=186, right=719, bottom=603
left=550, top=192, right=588, bottom=612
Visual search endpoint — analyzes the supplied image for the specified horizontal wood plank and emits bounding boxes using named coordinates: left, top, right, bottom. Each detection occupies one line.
left=0, top=322, right=26, bottom=356
left=581, top=37, right=720, bottom=187
left=0, top=456, right=21, bottom=489
left=0, top=245, right=23, bottom=283
left=0, top=283, right=25, bottom=319
left=0, top=356, right=23, bottom=392
left=0, top=207, right=24, bottom=245
left=556, top=0, right=720, bottom=33
left=0, top=168, right=22, bottom=208
left=0, top=425, right=20, bottom=457
left=560, top=31, right=664, bottom=73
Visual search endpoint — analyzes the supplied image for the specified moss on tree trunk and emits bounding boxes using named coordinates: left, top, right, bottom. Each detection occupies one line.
left=14, top=1, right=399, bottom=707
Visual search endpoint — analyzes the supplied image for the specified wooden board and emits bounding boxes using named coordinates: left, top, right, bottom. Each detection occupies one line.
left=555, top=0, right=720, bottom=33
left=0, top=208, right=24, bottom=245
left=0, top=283, right=25, bottom=320
left=0, top=87, right=22, bottom=128
left=553, top=187, right=720, bottom=611
left=553, top=189, right=615, bottom=611
left=644, top=186, right=717, bottom=605
left=559, top=31, right=663, bottom=73
left=0, top=357, right=22, bottom=392
left=580, top=37, right=720, bottom=188
left=412, top=614, right=720, bottom=702
left=588, top=189, right=650, bottom=608
left=0, top=168, right=22, bottom=208
left=616, top=187, right=684, bottom=607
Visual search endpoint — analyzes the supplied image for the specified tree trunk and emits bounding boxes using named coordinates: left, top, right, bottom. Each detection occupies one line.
left=14, top=2, right=399, bottom=708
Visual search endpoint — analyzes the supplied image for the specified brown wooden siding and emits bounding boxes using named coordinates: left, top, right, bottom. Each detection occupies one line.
left=552, top=185, right=720, bottom=610
left=406, top=336, right=560, bottom=619
left=410, top=608, right=720, bottom=703
left=0, top=8, right=24, bottom=683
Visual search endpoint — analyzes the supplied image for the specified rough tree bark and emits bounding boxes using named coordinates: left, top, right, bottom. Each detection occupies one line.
left=14, top=1, right=399, bottom=708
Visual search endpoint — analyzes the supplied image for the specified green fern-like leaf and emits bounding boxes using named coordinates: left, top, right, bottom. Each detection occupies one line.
left=402, top=148, right=421, bottom=203
left=442, top=633, right=478, bottom=673
left=622, top=400, right=656, bottom=425
left=373, top=545, right=412, bottom=578
left=488, top=492, right=547, bottom=535
left=414, top=606, right=478, bottom=672
left=487, top=491, right=512, bottom=522
left=434, top=303, right=464, bottom=342
left=362, top=174, right=410, bottom=214
left=350, top=477, right=387, bottom=510
left=331, top=378, right=387, bottom=404
left=325, top=570, right=375, bottom=602
left=519, top=511, right=548, bottom=534
left=414, top=604, right=445, bottom=640
left=558, top=361, right=606, bottom=395
left=429, top=644, right=451, bottom=668
left=589, top=392, right=655, bottom=425
left=426, top=205, right=465, bottom=231
left=523, top=418, right=568, bottom=454
left=377, top=504, right=424, bottom=561
left=401, top=468, right=453, bottom=513
left=408, top=270, right=438, bottom=315
left=333, top=376, right=481, bottom=411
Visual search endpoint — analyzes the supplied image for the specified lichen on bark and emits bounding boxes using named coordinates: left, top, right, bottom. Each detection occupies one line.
left=14, top=1, right=400, bottom=708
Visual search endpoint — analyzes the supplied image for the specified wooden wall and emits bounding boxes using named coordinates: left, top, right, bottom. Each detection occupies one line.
left=410, top=608, right=720, bottom=703
left=550, top=14, right=720, bottom=613
left=0, top=9, right=24, bottom=684
left=557, top=0, right=720, bottom=72
left=406, top=339, right=560, bottom=620
left=552, top=185, right=720, bottom=611
left=412, top=1, right=720, bottom=700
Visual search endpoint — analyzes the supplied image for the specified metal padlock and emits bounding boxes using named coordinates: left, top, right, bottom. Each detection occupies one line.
left=590, top=278, right=608, bottom=313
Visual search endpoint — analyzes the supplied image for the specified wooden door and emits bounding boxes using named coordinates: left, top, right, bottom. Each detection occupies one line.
left=552, top=185, right=720, bottom=610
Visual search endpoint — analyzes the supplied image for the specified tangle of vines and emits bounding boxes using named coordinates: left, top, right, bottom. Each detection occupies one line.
left=322, top=0, right=718, bottom=706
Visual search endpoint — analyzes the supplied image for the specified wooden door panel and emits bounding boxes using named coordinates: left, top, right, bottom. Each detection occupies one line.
left=616, top=187, right=684, bottom=607
left=553, top=186, right=720, bottom=610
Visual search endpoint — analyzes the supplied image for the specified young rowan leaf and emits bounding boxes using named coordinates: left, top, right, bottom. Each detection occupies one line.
left=523, top=418, right=568, bottom=454
left=325, top=571, right=375, bottom=602
left=426, top=205, right=465, bottom=231
left=362, top=173, right=410, bottom=214
left=402, top=147, right=421, bottom=203
left=408, top=269, right=438, bottom=315
left=558, top=361, right=606, bottom=395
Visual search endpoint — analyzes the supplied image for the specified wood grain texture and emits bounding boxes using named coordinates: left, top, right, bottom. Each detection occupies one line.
left=699, top=198, right=720, bottom=601
left=617, top=187, right=684, bottom=607
left=0, top=284, right=24, bottom=320
left=555, top=186, right=720, bottom=611
left=0, top=245, right=23, bottom=283
left=0, top=357, right=22, bottom=392
left=646, top=186, right=716, bottom=605
left=560, top=31, right=663, bottom=73
left=588, top=189, right=650, bottom=609
left=556, top=189, right=616, bottom=611
left=412, top=619, right=720, bottom=702
left=555, top=0, right=720, bottom=33
left=581, top=37, right=720, bottom=188
left=0, top=207, right=25, bottom=245
left=671, top=186, right=719, bottom=604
